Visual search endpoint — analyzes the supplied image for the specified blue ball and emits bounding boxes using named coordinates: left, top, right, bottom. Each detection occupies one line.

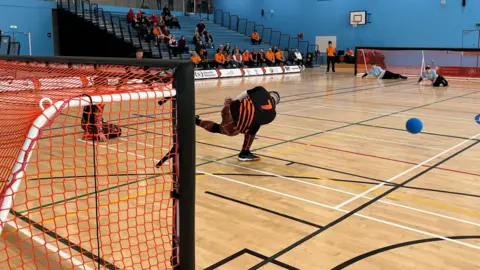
left=406, top=118, right=423, bottom=134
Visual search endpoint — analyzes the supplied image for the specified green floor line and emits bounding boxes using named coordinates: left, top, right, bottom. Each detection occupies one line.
left=23, top=89, right=480, bottom=214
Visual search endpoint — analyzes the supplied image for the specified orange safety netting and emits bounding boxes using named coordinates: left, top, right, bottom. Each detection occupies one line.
left=0, top=60, right=179, bottom=269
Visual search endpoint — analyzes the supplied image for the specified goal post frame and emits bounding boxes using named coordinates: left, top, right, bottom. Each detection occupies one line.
left=0, top=55, right=196, bottom=270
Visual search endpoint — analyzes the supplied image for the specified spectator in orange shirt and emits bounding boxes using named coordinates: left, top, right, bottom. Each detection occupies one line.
left=242, top=50, right=250, bottom=66
left=326, top=41, right=337, bottom=74
left=275, top=49, right=286, bottom=66
left=251, top=30, right=261, bottom=45
left=214, top=48, right=226, bottom=68
left=265, top=48, right=275, bottom=66
left=345, top=48, right=355, bottom=63
left=191, top=52, right=207, bottom=69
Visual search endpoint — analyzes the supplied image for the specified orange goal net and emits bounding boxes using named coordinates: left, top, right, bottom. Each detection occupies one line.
left=0, top=56, right=196, bottom=269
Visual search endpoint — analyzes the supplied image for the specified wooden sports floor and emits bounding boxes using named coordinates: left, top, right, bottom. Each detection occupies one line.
left=2, top=68, right=480, bottom=269
left=193, top=69, right=480, bottom=269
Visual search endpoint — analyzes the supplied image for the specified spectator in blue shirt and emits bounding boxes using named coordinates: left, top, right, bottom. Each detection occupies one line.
left=362, top=62, right=407, bottom=80
left=418, top=65, right=448, bottom=87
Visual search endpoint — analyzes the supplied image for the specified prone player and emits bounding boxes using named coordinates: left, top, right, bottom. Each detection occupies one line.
left=418, top=65, right=448, bottom=87
left=81, top=104, right=122, bottom=142
left=196, top=86, right=280, bottom=161
left=362, top=62, right=408, bottom=80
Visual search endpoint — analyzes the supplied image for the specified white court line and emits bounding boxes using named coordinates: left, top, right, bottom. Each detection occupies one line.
left=199, top=170, right=480, bottom=250
left=129, top=138, right=480, bottom=228
left=284, top=101, right=474, bottom=124
left=335, top=132, right=480, bottom=209
left=3, top=220, right=92, bottom=270
left=270, top=123, right=445, bottom=151
left=195, top=156, right=480, bottom=228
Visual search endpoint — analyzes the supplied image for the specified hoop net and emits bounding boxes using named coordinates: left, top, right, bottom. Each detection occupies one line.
left=0, top=59, right=179, bottom=269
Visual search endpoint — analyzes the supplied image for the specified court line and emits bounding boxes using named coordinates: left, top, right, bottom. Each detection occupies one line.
left=195, top=156, right=480, bottom=227
left=332, top=235, right=480, bottom=270
left=248, top=140, right=480, bottom=269
left=285, top=101, right=475, bottom=123
left=335, top=132, right=480, bottom=209
left=279, top=113, right=479, bottom=142
left=256, top=133, right=480, bottom=178
left=271, top=123, right=445, bottom=151
left=197, top=140, right=480, bottom=218
left=198, top=171, right=480, bottom=253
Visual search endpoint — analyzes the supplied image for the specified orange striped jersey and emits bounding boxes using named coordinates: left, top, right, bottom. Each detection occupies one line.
left=230, top=86, right=276, bottom=134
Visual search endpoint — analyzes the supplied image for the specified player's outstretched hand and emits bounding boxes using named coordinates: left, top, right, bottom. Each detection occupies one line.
left=224, top=97, right=233, bottom=106
left=98, top=134, right=108, bottom=142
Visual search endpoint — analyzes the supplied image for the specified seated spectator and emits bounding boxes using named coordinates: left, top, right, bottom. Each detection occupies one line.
left=249, top=49, right=258, bottom=66
left=163, top=5, right=171, bottom=16
left=191, top=51, right=207, bottom=69
left=195, top=40, right=207, bottom=58
left=275, top=49, right=286, bottom=65
left=196, top=19, right=207, bottom=37
left=158, top=17, right=166, bottom=28
left=251, top=30, right=262, bottom=45
left=137, top=14, right=150, bottom=38
left=272, top=45, right=279, bottom=53
left=265, top=48, right=275, bottom=66
left=164, top=13, right=173, bottom=28
left=232, top=49, right=244, bottom=68
left=171, top=16, right=181, bottom=29
left=288, top=49, right=304, bottom=68
left=178, top=36, right=189, bottom=54
left=205, top=32, right=214, bottom=49
left=137, top=9, right=146, bottom=17
left=345, top=48, right=355, bottom=63
left=152, top=25, right=163, bottom=45
left=127, top=8, right=135, bottom=24
left=214, top=49, right=226, bottom=68
left=242, top=50, right=250, bottom=66
left=169, top=35, right=179, bottom=56
left=257, top=49, right=265, bottom=66
left=223, top=43, right=231, bottom=55
left=193, top=32, right=201, bottom=45
left=149, top=13, right=159, bottom=24
left=224, top=52, right=233, bottom=68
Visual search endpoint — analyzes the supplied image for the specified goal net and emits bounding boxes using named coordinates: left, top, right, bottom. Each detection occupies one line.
left=355, top=47, right=480, bottom=80
left=0, top=56, right=195, bottom=269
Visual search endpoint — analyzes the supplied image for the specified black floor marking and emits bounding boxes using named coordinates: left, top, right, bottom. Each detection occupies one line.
left=204, top=248, right=299, bottom=270
left=205, top=191, right=323, bottom=229
left=332, top=235, right=480, bottom=269
left=248, top=140, right=479, bottom=269
left=285, top=161, right=295, bottom=166
left=10, top=210, right=120, bottom=269
left=280, top=113, right=480, bottom=142
left=198, top=171, right=480, bottom=199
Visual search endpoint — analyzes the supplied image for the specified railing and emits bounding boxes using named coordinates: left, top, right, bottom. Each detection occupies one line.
left=57, top=0, right=164, bottom=58
left=212, top=7, right=305, bottom=55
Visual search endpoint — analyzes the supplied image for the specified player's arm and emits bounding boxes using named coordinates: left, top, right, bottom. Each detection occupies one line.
left=418, top=74, right=424, bottom=83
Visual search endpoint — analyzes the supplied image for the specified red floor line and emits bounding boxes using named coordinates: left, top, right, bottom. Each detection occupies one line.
left=257, top=135, right=480, bottom=177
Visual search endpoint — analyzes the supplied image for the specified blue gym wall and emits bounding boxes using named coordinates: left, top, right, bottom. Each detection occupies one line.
left=213, top=0, right=480, bottom=50
left=0, top=0, right=56, bottom=56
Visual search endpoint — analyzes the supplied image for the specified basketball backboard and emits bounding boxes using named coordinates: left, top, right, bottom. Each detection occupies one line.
left=350, top=11, right=367, bottom=25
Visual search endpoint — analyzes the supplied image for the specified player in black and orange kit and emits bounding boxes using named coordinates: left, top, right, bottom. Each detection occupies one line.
left=196, top=86, right=280, bottom=161
left=81, top=104, right=122, bottom=142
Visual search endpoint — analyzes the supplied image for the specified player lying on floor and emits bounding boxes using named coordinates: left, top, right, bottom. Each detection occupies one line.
left=418, top=65, right=448, bottom=87
left=362, top=62, right=408, bottom=80
left=81, top=104, right=122, bottom=142
left=196, top=86, right=280, bottom=162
